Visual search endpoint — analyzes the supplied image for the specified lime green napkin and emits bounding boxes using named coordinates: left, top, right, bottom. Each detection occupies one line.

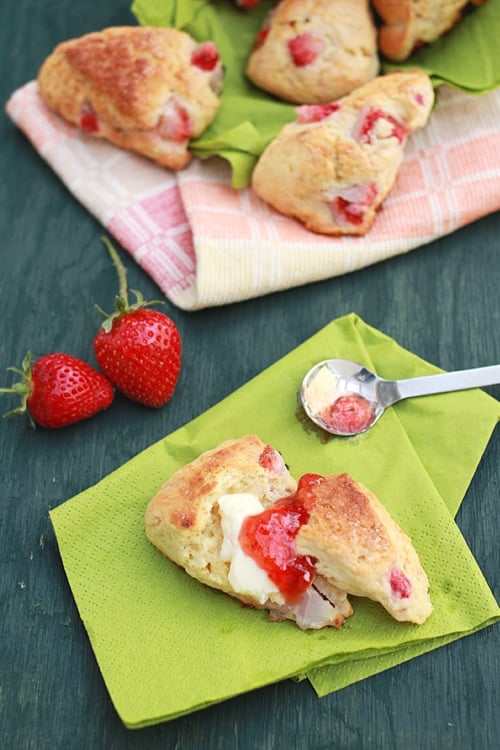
left=131, top=0, right=500, bottom=187
left=49, top=314, right=499, bottom=727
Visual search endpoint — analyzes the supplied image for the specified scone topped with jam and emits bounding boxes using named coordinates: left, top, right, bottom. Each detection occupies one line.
left=246, top=0, right=379, bottom=104
left=251, top=70, right=434, bottom=236
left=146, top=435, right=432, bottom=629
left=37, top=26, right=224, bottom=170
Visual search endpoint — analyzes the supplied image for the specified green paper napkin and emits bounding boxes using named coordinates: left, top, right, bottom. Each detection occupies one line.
left=131, top=0, right=500, bottom=187
left=49, top=314, right=499, bottom=727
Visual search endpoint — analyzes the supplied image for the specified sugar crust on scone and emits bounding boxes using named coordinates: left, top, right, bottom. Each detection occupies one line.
left=251, top=70, right=434, bottom=236
left=246, top=0, right=380, bottom=104
left=37, top=26, right=224, bottom=170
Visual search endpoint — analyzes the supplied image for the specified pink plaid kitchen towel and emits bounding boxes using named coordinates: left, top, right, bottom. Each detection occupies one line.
left=6, top=81, right=500, bottom=311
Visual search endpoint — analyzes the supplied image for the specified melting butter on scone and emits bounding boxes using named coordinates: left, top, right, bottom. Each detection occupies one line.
left=145, top=435, right=432, bottom=629
left=37, top=26, right=224, bottom=170
left=251, top=70, right=434, bottom=236
left=372, top=0, right=487, bottom=62
left=246, top=0, right=379, bottom=104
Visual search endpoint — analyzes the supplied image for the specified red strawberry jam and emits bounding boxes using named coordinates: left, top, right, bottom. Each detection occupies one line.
left=287, top=33, right=325, bottom=67
left=321, top=394, right=376, bottom=434
left=239, top=474, right=323, bottom=601
left=354, top=107, right=408, bottom=145
left=296, top=102, right=341, bottom=124
left=191, top=41, right=220, bottom=72
left=79, top=103, right=99, bottom=133
left=389, top=568, right=412, bottom=599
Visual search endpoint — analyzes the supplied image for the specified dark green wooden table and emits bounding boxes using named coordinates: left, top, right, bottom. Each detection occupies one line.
left=1, top=2, right=498, bottom=748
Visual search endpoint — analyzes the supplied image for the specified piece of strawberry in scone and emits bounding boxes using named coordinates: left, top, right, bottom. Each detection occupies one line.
left=251, top=70, right=434, bottom=236
left=37, top=27, right=224, bottom=170
left=246, top=0, right=379, bottom=104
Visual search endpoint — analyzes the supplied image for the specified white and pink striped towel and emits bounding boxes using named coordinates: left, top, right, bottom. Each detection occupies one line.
left=6, top=81, right=500, bottom=310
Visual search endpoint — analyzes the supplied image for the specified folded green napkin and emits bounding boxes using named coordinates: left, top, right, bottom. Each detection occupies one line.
left=131, top=0, right=500, bottom=187
left=49, top=313, right=499, bottom=728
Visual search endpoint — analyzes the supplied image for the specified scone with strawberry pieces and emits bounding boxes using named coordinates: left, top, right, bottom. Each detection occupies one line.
left=246, top=0, right=379, bottom=104
left=251, top=70, right=434, bottom=236
left=37, top=26, right=224, bottom=170
left=145, top=435, right=432, bottom=629
left=372, top=0, right=487, bottom=62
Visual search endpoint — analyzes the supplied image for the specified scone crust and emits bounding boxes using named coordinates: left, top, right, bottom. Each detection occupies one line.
left=296, top=473, right=433, bottom=623
left=37, top=26, right=223, bottom=169
left=247, top=0, right=379, bottom=103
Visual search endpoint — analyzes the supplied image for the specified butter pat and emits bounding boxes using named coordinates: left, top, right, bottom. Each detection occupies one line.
left=218, top=493, right=281, bottom=605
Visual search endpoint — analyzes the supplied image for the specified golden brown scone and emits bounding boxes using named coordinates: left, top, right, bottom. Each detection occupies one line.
left=246, top=0, right=379, bottom=104
left=296, top=473, right=433, bottom=624
left=146, top=435, right=432, bottom=629
left=145, top=435, right=353, bottom=630
left=251, top=70, right=434, bottom=235
left=37, top=26, right=224, bottom=170
left=372, top=0, right=487, bottom=62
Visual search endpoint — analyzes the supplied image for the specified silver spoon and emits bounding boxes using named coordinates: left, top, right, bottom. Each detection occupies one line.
left=300, top=358, right=500, bottom=436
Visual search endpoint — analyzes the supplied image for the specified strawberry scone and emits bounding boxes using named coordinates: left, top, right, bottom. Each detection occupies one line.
left=145, top=435, right=432, bottom=629
left=372, top=0, right=487, bottom=62
left=295, top=473, right=433, bottom=624
left=251, top=70, right=434, bottom=236
left=37, top=26, right=224, bottom=170
left=246, top=0, right=379, bottom=104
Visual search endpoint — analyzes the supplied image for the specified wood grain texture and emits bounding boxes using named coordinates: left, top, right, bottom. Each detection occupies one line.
left=0, top=2, right=498, bottom=749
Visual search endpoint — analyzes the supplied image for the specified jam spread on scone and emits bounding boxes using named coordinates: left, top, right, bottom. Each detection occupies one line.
left=239, top=475, right=320, bottom=602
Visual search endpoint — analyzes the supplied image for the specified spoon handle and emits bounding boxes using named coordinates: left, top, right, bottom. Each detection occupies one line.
left=395, top=364, right=500, bottom=402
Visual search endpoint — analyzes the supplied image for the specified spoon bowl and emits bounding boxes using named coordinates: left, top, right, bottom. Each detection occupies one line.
left=300, top=358, right=500, bottom=437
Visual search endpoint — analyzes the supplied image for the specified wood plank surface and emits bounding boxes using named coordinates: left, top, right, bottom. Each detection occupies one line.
left=0, top=2, right=498, bottom=748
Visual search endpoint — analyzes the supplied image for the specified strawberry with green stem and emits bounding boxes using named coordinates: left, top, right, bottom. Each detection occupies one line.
left=0, top=352, right=114, bottom=428
left=93, top=238, right=182, bottom=408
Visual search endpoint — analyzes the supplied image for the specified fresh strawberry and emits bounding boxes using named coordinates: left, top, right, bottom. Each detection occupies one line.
left=93, top=238, right=182, bottom=408
left=0, top=352, right=114, bottom=429
left=287, top=33, right=325, bottom=67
